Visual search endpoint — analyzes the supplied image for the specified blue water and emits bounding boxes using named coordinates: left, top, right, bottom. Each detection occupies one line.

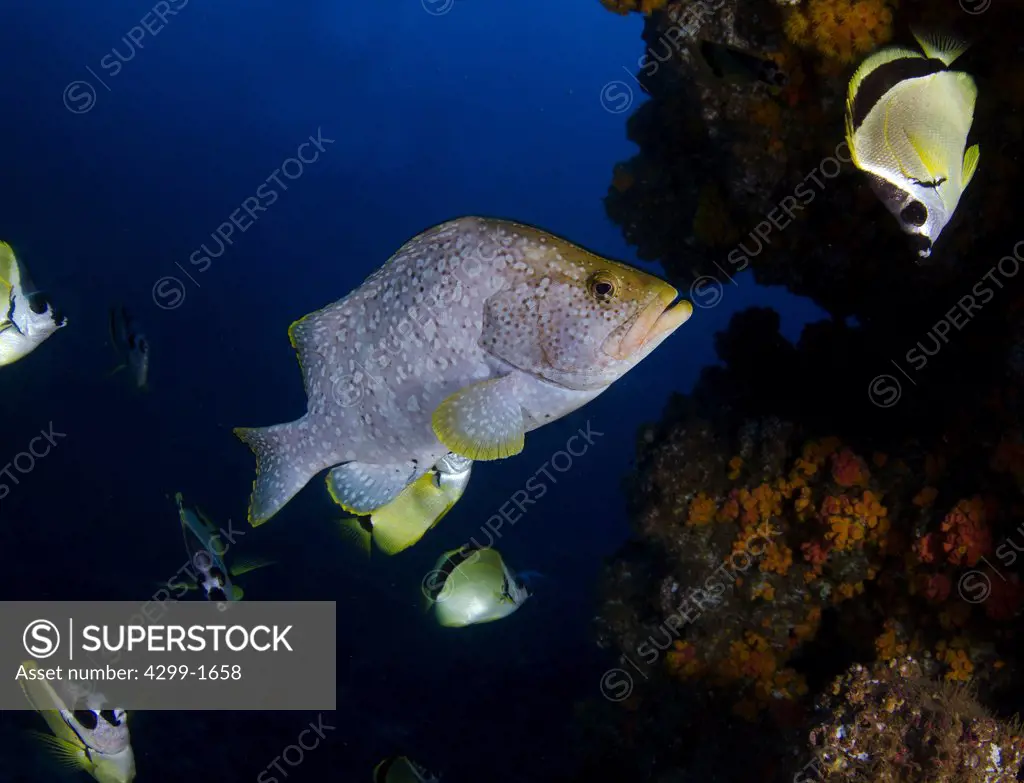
left=0, top=1, right=826, bottom=780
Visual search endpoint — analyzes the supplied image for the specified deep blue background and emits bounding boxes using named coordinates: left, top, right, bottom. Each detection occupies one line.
left=0, top=1, right=826, bottom=780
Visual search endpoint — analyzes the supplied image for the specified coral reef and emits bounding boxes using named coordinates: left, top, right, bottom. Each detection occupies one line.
left=581, top=1, right=1024, bottom=780
left=583, top=311, right=1024, bottom=778
left=783, top=0, right=895, bottom=65
left=792, top=656, right=1024, bottom=782
left=601, top=0, right=1024, bottom=335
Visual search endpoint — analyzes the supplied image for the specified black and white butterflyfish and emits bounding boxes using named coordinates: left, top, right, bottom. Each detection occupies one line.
left=423, top=545, right=532, bottom=627
left=170, top=491, right=273, bottom=608
left=0, top=241, right=66, bottom=367
left=373, top=755, right=441, bottom=782
left=338, top=452, right=473, bottom=556
left=845, top=29, right=980, bottom=259
left=18, top=660, right=136, bottom=783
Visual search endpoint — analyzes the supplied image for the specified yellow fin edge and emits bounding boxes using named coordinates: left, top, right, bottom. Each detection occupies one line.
left=326, top=476, right=373, bottom=516
left=430, top=381, right=526, bottom=461
left=431, top=423, right=524, bottom=461
left=847, top=45, right=922, bottom=107
left=962, top=143, right=980, bottom=188
left=233, top=427, right=268, bottom=527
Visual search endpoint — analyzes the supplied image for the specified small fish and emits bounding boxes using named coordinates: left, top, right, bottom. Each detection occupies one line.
left=108, top=306, right=149, bottom=389
left=19, top=660, right=136, bottom=783
left=424, top=545, right=531, bottom=627
left=170, top=492, right=273, bottom=606
left=845, top=30, right=980, bottom=259
left=698, top=40, right=787, bottom=88
left=338, top=452, right=472, bottom=555
left=235, top=217, right=693, bottom=526
left=0, top=242, right=66, bottom=367
left=373, top=755, right=441, bottom=783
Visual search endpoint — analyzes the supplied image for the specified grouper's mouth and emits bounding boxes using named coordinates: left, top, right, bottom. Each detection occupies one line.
left=607, top=287, right=694, bottom=361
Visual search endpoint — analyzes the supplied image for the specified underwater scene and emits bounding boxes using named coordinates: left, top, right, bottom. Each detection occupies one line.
left=1, top=0, right=1023, bottom=780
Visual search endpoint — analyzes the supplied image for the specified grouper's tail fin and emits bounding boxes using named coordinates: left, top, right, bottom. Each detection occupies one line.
left=233, top=418, right=321, bottom=527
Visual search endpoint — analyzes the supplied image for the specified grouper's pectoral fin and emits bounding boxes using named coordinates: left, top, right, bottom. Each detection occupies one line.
left=325, top=461, right=416, bottom=516
left=431, top=375, right=525, bottom=461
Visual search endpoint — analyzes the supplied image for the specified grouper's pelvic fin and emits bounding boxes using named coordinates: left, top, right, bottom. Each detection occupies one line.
left=233, top=417, right=325, bottom=526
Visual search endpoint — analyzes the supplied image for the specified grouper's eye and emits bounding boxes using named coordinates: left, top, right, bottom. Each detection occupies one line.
left=587, top=272, right=618, bottom=303
left=900, top=201, right=928, bottom=228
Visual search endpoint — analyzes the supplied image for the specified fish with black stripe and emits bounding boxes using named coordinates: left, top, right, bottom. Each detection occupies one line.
left=845, top=29, right=980, bottom=259
left=18, top=660, right=136, bottom=783
left=0, top=242, right=66, bottom=367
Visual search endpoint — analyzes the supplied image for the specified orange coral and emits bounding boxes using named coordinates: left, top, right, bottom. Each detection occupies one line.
left=801, top=540, right=831, bottom=567
left=792, top=606, right=821, bottom=644
left=720, top=632, right=776, bottom=682
left=716, top=493, right=740, bottom=523
left=760, top=542, right=793, bottom=576
left=687, top=492, right=717, bottom=526
left=801, top=437, right=840, bottom=468
left=876, top=620, right=907, bottom=660
left=821, top=491, right=888, bottom=551
left=794, top=485, right=814, bottom=518
left=914, top=532, right=939, bottom=564
left=738, top=483, right=783, bottom=526
left=666, top=640, right=702, bottom=677
left=937, top=641, right=974, bottom=682
left=756, top=667, right=808, bottom=702
left=727, top=455, right=743, bottom=481
left=833, top=581, right=864, bottom=603
left=831, top=448, right=870, bottom=487
left=784, top=0, right=895, bottom=64
left=940, top=496, right=992, bottom=567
